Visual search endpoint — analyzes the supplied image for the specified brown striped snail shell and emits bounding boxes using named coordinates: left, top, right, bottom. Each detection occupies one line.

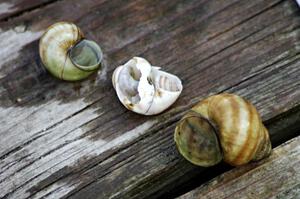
left=174, top=93, right=272, bottom=167
left=39, top=22, right=103, bottom=81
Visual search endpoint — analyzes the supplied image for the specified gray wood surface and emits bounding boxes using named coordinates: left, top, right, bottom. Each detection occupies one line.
left=0, top=0, right=299, bottom=198
left=0, top=0, right=57, bottom=21
left=178, top=135, right=300, bottom=199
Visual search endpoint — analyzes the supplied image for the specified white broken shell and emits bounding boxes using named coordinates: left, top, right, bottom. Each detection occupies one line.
left=112, top=57, right=183, bottom=115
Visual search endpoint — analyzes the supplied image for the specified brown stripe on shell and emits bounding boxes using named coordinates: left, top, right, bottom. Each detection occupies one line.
left=262, top=127, right=272, bottom=157
left=229, top=97, right=250, bottom=165
left=209, top=95, right=234, bottom=160
left=259, top=126, right=268, bottom=157
left=222, top=95, right=240, bottom=164
left=231, top=99, right=258, bottom=165
left=253, top=126, right=271, bottom=160
left=244, top=102, right=261, bottom=162
left=252, top=125, right=265, bottom=161
left=231, top=96, right=243, bottom=158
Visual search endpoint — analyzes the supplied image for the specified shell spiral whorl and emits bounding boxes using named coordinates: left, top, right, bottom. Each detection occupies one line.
left=39, top=22, right=103, bottom=81
left=174, top=93, right=272, bottom=167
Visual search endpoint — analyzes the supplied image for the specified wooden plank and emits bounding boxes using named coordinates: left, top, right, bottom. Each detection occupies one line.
left=0, top=0, right=299, bottom=198
left=0, top=0, right=205, bottom=154
left=0, top=0, right=58, bottom=21
left=178, top=135, right=300, bottom=199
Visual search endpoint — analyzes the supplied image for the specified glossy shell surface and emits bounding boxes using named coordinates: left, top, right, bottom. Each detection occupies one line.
left=174, top=93, right=272, bottom=167
left=39, top=22, right=102, bottom=81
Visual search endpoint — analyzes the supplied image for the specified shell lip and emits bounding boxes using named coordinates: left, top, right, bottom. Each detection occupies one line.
left=183, top=110, right=223, bottom=150
left=174, top=110, right=223, bottom=167
left=184, top=110, right=219, bottom=135
left=69, top=39, right=103, bottom=72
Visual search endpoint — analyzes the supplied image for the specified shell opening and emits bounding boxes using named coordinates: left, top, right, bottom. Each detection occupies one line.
left=118, top=62, right=142, bottom=104
left=69, top=39, right=103, bottom=71
left=174, top=112, right=222, bottom=167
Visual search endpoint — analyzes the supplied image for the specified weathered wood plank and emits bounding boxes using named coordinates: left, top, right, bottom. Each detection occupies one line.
left=0, top=0, right=299, bottom=198
left=0, top=0, right=292, bottom=156
left=0, top=0, right=58, bottom=21
left=178, top=135, right=300, bottom=199
left=0, top=0, right=205, bottom=154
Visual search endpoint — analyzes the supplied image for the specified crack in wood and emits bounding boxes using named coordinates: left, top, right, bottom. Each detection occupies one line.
left=177, top=135, right=300, bottom=199
left=0, top=0, right=63, bottom=22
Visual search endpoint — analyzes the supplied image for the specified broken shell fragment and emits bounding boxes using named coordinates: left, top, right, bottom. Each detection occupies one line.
left=39, top=22, right=103, bottom=81
left=112, top=57, right=183, bottom=115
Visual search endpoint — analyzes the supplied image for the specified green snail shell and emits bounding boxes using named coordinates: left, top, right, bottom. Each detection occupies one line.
left=174, top=93, right=272, bottom=167
left=39, top=22, right=103, bottom=81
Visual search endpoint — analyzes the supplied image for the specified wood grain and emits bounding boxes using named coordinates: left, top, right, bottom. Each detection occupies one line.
left=178, top=135, right=300, bottom=199
left=0, top=0, right=58, bottom=21
left=0, top=0, right=299, bottom=198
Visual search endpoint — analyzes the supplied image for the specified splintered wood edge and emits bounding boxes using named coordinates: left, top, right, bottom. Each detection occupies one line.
left=178, top=135, right=300, bottom=199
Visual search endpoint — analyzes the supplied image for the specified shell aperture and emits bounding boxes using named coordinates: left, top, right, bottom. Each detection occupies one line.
left=175, top=111, right=223, bottom=167
left=69, top=39, right=103, bottom=71
left=112, top=57, right=183, bottom=115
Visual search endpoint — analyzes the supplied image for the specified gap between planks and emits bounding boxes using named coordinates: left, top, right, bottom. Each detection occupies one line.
left=177, top=135, right=300, bottom=199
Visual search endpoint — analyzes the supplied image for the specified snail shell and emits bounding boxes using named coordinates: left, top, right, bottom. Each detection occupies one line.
left=39, top=22, right=103, bottom=81
left=112, top=57, right=183, bottom=115
left=174, top=93, right=272, bottom=167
